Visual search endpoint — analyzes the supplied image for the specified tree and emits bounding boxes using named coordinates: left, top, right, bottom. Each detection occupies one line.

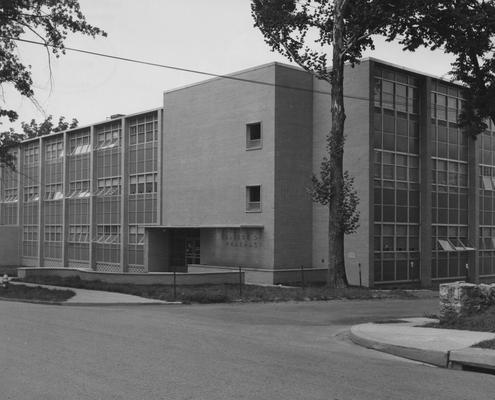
left=0, top=0, right=104, bottom=168
left=252, top=0, right=495, bottom=287
left=385, top=0, right=495, bottom=137
left=252, top=0, right=414, bottom=287
left=0, top=115, right=78, bottom=169
left=21, top=115, right=78, bottom=138
left=0, top=0, right=106, bottom=124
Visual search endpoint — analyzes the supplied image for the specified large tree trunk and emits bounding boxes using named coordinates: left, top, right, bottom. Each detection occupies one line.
left=327, top=0, right=348, bottom=288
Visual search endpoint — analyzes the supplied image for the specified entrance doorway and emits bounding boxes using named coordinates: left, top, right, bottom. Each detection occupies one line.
left=170, top=229, right=200, bottom=270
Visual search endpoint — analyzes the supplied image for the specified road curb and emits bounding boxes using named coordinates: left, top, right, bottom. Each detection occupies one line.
left=349, top=324, right=449, bottom=367
left=449, top=347, right=495, bottom=371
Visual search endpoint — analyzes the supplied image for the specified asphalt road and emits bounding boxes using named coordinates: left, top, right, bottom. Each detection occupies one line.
left=1, top=298, right=494, bottom=400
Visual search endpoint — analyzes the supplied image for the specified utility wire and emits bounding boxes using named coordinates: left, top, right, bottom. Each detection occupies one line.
left=5, top=36, right=374, bottom=103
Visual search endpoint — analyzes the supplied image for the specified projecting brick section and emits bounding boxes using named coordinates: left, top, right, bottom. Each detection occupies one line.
left=439, top=281, right=495, bottom=319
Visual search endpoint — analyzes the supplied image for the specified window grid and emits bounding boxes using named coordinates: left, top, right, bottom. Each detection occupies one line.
left=1, top=156, right=18, bottom=203
left=22, top=195, right=39, bottom=257
left=22, top=224, right=38, bottom=257
left=246, top=185, right=261, bottom=212
left=95, top=121, right=121, bottom=150
left=430, top=80, right=470, bottom=280
left=44, top=183, right=64, bottom=200
left=22, top=143, right=39, bottom=219
left=68, top=225, right=90, bottom=242
left=128, top=113, right=158, bottom=145
left=67, top=180, right=91, bottom=198
left=373, top=66, right=421, bottom=283
left=44, top=139, right=64, bottom=161
left=67, top=243, right=90, bottom=262
left=1, top=203, right=17, bottom=225
left=44, top=224, right=62, bottom=259
left=95, top=177, right=121, bottom=196
left=479, top=120, right=495, bottom=276
left=95, top=224, right=120, bottom=244
left=129, top=173, right=157, bottom=194
left=246, top=122, right=262, bottom=149
left=127, top=112, right=159, bottom=267
left=23, top=186, right=39, bottom=202
left=69, top=129, right=91, bottom=155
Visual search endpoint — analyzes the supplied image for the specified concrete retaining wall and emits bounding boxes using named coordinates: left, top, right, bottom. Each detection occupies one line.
left=17, top=267, right=244, bottom=286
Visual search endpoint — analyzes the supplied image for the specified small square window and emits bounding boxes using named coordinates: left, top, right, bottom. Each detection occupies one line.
left=246, top=122, right=262, bottom=150
left=246, top=185, right=261, bottom=212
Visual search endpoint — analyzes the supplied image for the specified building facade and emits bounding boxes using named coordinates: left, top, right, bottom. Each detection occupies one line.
left=0, top=58, right=493, bottom=287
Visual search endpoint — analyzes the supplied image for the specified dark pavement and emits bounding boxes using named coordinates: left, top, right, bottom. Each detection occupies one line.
left=1, top=298, right=494, bottom=400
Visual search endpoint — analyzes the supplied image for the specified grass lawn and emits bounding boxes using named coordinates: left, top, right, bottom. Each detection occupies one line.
left=21, top=275, right=418, bottom=304
left=0, top=284, right=75, bottom=302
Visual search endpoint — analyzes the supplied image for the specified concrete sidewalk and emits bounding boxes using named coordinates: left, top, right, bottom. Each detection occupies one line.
left=8, top=282, right=180, bottom=306
left=350, top=318, right=495, bottom=371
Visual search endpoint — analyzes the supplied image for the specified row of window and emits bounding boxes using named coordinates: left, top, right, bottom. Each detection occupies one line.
left=24, top=186, right=40, bottom=202
left=431, top=253, right=469, bottom=279
left=431, top=121, right=468, bottom=161
left=95, top=224, right=120, bottom=243
left=21, top=224, right=148, bottom=245
left=0, top=203, right=17, bottom=225
left=23, top=225, right=38, bottom=241
left=374, top=151, right=419, bottom=182
left=1, top=188, right=18, bottom=202
left=374, top=224, right=419, bottom=252
left=45, top=183, right=64, bottom=200
left=430, top=93, right=464, bottom=123
left=374, top=253, right=420, bottom=282
left=45, top=141, right=64, bottom=161
left=129, top=173, right=157, bottom=194
left=70, top=136, right=91, bottom=155
left=374, top=79, right=419, bottom=114
left=23, top=145, right=39, bottom=165
left=44, top=225, right=63, bottom=242
left=96, top=122, right=121, bottom=150
left=68, top=225, right=90, bottom=243
left=433, top=159, right=468, bottom=187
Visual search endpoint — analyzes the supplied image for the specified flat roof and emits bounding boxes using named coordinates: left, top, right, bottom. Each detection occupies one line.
left=164, top=57, right=461, bottom=96
left=21, top=107, right=163, bottom=144
left=147, top=225, right=264, bottom=229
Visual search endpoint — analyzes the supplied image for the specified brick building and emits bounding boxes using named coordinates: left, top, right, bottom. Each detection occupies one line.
left=0, top=58, right=493, bottom=287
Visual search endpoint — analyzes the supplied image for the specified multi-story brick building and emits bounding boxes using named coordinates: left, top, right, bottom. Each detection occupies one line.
left=0, top=58, right=493, bottom=287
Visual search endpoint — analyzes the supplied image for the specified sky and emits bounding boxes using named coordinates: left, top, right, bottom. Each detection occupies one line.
left=3, top=0, right=456, bottom=131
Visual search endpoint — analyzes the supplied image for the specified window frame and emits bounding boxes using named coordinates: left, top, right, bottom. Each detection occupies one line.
left=246, top=185, right=262, bottom=212
left=246, top=122, right=262, bottom=150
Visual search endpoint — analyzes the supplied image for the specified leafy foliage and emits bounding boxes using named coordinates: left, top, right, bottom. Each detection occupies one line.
left=0, top=0, right=102, bottom=168
left=384, top=0, right=495, bottom=137
left=252, top=0, right=412, bottom=80
left=310, top=167, right=360, bottom=234
left=0, top=115, right=78, bottom=169
left=21, top=115, right=78, bottom=138
left=0, top=128, right=23, bottom=169
left=252, top=0, right=415, bottom=286
left=253, top=0, right=495, bottom=288
left=0, top=0, right=106, bottom=123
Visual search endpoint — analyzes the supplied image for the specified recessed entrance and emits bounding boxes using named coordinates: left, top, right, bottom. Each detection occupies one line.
left=170, top=229, right=200, bottom=270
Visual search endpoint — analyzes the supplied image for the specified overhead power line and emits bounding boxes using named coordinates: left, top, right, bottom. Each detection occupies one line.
left=5, top=36, right=373, bottom=103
